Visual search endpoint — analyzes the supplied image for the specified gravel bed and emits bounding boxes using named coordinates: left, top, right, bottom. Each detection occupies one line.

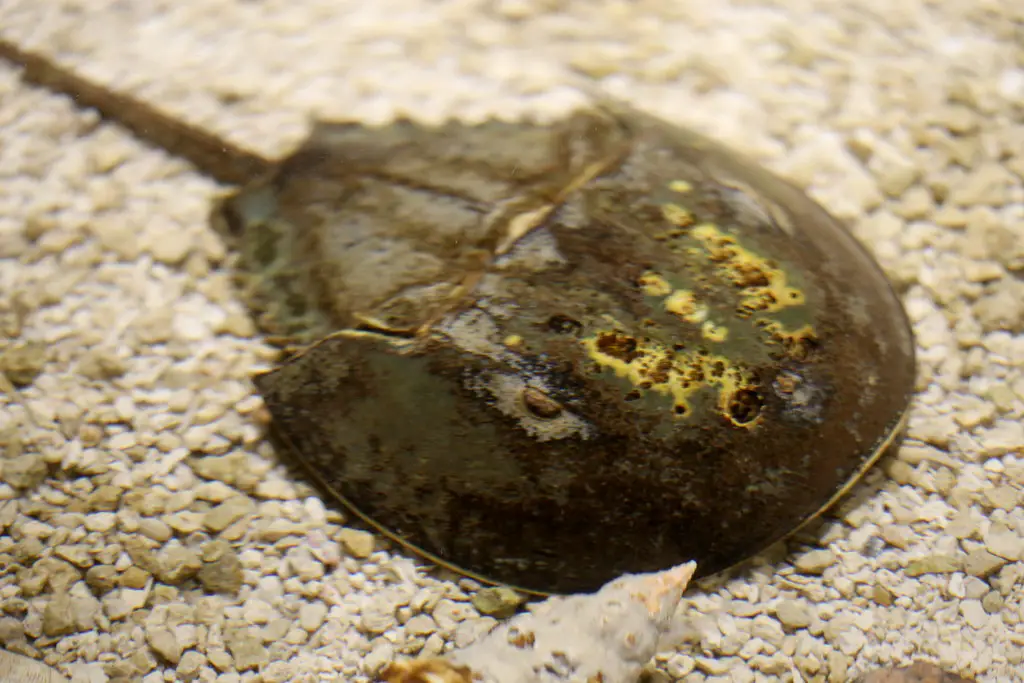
left=0, top=1, right=1022, bottom=682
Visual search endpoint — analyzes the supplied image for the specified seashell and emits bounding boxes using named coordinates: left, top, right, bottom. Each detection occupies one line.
left=380, top=562, right=696, bottom=683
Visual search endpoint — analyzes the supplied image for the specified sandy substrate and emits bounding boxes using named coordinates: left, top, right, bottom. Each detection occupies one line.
left=0, top=1, right=1022, bottom=682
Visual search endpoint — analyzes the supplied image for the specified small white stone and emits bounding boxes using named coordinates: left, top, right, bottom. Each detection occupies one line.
left=977, top=420, right=1024, bottom=458
left=961, top=599, right=989, bottom=629
left=985, top=522, right=1022, bottom=560
left=284, top=547, right=325, bottom=582
left=665, top=654, right=696, bottom=677
left=949, top=163, right=1017, bottom=206
left=359, top=604, right=396, bottom=636
left=253, top=478, right=295, bottom=500
left=146, top=226, right=194, bottom=265
left=242, top=599, right=277, bottom=625
left=145, top=625, right=182, bottom=665
left=108, top=432, right=137, bottom=451
left=83, top=512, right=118, bottom=533
left=793, top=549, right=836, bottom=574
left=775, top=600, right=813, bottom=630
left=835, top=627, right=867, bottom=656
left=695, top=655, right=731, bottom=675
left=299, top=601, right=328, bottom=632
left=255, top=519, right=305, bottom=542
left=869, top=145, right=920, bottom=197
left=404, top=613, right=437, bottom=636
left=338, top=528, right=375, bottom=559
left=963, top=576, right=990, bottom=600
left=303, top=497, right=328, bottom=526
left=138, top=517, right=173, bottom=543
left=362, top=640, right=394, bottom=676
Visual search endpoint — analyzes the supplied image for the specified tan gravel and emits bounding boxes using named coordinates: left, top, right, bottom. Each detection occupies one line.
left=1, top=1, right=1022, bottom=682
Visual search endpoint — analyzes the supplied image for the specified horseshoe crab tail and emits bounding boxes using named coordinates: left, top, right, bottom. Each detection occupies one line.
left=0, top=37, right=274, bottom=186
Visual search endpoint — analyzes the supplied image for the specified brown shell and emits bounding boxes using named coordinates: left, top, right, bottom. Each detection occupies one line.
left=230, top=105, right=916, bottom=594
left=0, top=38, right=915, bottom=594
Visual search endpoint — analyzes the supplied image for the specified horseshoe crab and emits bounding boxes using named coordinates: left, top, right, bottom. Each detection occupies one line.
left=1, top=39, right=915, bottom=595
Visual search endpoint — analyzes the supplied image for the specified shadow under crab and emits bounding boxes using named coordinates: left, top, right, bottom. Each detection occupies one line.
left=2, top=38, right=916, bottom=595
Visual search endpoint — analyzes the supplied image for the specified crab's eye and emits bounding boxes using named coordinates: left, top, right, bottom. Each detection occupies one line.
left=521, top=387, right=563, bottom=419
left=546, top=314, right=583, bottom=335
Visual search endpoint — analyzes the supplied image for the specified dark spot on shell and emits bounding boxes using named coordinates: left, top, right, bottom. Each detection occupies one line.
left=594, top=332, right=640, bottom=363
left=648, top=359, right=672, bottom=384
left=733, top=264, right=770, bottom=287
left=546, top=314, right=583, bottom=335
left=727, top=389, right=763, bottom=425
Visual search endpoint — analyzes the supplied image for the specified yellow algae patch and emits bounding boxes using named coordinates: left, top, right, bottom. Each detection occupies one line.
left=664, top=289, right=707, bottom=324
left=701, top=320, right=729, bottom=342
left=638, top=273, right=731, bottom=344
left=661, top=203, right=695, bottom=227
left=669, top=179, right=693, bottom=194
left=581, top=330, right=761, bottom=426
left=761, top=321, right=818, bottom=361
left=691, top=223, right=805, bottom=316
left=638, top=271, right=673, bottom=297
left=503, top=334, right=525, bottom=349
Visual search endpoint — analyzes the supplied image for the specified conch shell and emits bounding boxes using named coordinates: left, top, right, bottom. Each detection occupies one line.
left=380, top=562, right=697, bottom=683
